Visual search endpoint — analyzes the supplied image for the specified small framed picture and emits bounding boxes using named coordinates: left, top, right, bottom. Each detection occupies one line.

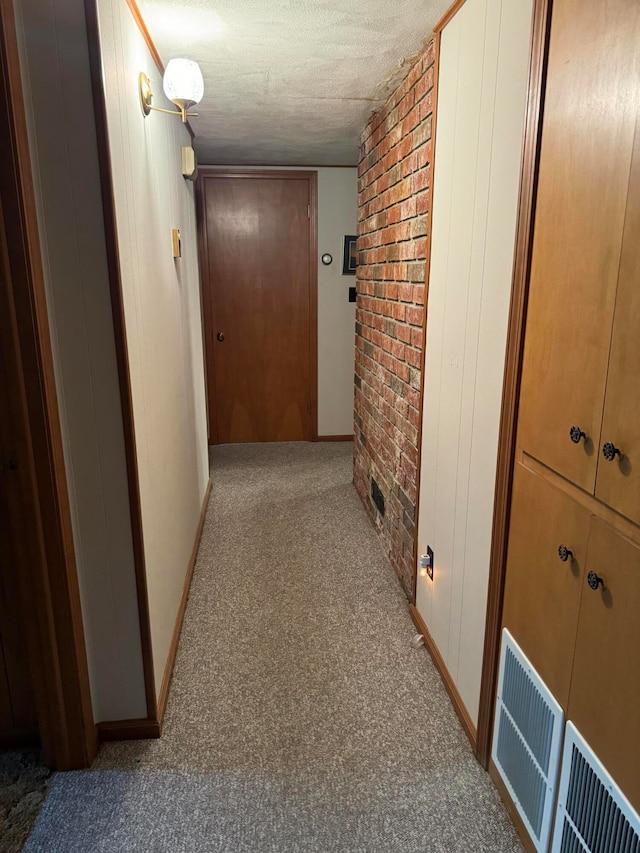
left=342, top=235, right=357, bottom=275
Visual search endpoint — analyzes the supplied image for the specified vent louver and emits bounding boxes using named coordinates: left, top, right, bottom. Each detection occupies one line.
left=492, top=629, right=564, bottom=853
left=552, top=722, right=639, bottom=853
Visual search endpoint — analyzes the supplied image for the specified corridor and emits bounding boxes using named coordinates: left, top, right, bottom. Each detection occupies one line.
left=25, top=443, right=521, bottom=851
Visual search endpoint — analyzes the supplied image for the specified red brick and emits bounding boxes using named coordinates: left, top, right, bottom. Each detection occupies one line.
left=354, top=37, right=436, bottom=598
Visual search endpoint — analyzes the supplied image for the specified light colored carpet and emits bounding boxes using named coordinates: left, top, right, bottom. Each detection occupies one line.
left=25, top=442, right=522, bottom=852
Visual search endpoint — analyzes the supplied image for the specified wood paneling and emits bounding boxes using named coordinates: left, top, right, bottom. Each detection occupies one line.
left=415, top=0, right=534, bottom=730
left=517, top=0, right=640, bottom=492
left=568, top=521, right=640, bottom=812
left=202, top=172, right=316, bottom=443
left=502, top=463, right=589, bottom=709
left=595, top=117, right=640, bottom=525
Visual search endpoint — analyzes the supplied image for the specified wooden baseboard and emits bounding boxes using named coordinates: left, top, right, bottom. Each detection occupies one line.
left=97, top=718, right=161, bottom=741
left=316, top=434, right=353, bottom=442
left=157, top=479, right=212, bottom=724
left=409, top=604, right=477, bottom=751
left=489, top=760, right=537, bottom=853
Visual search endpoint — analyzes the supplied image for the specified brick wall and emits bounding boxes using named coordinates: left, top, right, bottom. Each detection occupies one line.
left=353, top=39, right=435, bottom=598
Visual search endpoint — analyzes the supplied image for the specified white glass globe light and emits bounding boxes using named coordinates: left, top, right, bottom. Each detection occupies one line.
left=162, top=58, right=204, bottom=111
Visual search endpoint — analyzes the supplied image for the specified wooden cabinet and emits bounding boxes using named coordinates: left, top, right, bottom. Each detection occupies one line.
left=503, top=464, right=588, bottom=709
left=518, top=0, right=640, bottom=496
left=568, top=522, right=640, bottom=812
left=595, top=127, right=640, bottom=526
left=498, top=0, right=640, bottom=831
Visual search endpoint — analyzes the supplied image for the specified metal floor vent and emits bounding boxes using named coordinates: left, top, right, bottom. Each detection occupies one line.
left=492, top=629, right=564, bottom=853
left=552, top=722, right=639, bottom=853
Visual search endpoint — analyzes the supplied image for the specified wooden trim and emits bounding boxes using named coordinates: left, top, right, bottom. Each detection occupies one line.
left=195, top=178, right=213, bottom=444
left=520, top=452, right=640, bottom=546
left=316, top=435, right=353, bottom=442
left=198, top=168, right=318, bottom=180
left=124, top=0, right=163, bottom=76
left=97, top=718, right=161, bottom=742
left=196, top=176, right=218, bottom=445
left=157, top=479, right=212, bottom=723
left=411, top=32, right=441, bottom=606
left=475, top=0, right=552, bottom=770
left=122, top=0, right=195, bottom=140
left=409, top=605, right=477, bottom=750
left=199, top=164, right=357, bottom=170
left=489, top=760, right=538, bottom=853
left=308, top=171, right=319, bottom=441
left=83, top=0, right=158, bottom=720
left=0, top=0, right=97, bottom=769
left=198, top=169, right=319, bottom=444
left=434, top=0, right=469, bottom=33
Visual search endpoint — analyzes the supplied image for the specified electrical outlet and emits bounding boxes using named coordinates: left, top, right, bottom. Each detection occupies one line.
left=419, top=546, right=434, bottom=581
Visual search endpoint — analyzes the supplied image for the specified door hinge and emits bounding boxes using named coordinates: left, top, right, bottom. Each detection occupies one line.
left=307, top=204, right=311, bottom=219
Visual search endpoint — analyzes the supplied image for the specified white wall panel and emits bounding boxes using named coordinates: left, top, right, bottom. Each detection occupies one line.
left=97, top=0, right=209, bottom=696
left=416, top=0, right=533, bottom=725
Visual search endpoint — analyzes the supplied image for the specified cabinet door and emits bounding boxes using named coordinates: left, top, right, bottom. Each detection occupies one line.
left=595, top=119, right=640, bottom=525
left=502, top=463, right=590, bottom=708
left=517, top=0, right=639, bottom=491
left=568, top=521, right=640, bottom=813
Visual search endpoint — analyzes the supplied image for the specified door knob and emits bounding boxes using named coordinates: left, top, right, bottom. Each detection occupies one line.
left=587, top=571, right=604, bottom=591
left=558, top=544, right=573, bottom=562
left=216, top=332, right=225, bottom=342
left=569, top=426, right=587, bottom=444
left=602, top=441, right=621, bottom=461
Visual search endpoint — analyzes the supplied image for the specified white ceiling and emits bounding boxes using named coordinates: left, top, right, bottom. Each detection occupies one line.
left=140, top=0, right=451, bottom=166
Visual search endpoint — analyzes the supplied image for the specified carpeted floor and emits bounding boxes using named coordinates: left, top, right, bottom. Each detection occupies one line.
left=0, top=750, right=50, bottom=852
left=24, top=442, right=522, bottom=852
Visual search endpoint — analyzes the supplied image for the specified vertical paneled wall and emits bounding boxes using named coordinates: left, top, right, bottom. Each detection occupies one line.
left=415, top=0, right=533, bottom=725
left=97, top=0, right=209, bottom=697
left=353, top=41, right=436, bottom=597
left=14, top=0, right=147, bottom=722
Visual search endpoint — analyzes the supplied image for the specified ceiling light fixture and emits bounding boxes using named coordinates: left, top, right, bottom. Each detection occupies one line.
left=139, top=59, right=204, bottom=123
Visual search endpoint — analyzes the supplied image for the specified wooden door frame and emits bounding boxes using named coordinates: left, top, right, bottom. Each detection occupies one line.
left=196, top=167, right=319, bottom=444
left=411, top=0, right=553, bottom=769
left=0, top=0, right=97, bottom=769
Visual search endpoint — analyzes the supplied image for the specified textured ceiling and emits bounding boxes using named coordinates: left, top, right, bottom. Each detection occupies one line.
left=140, top=0, right=451, bottom=165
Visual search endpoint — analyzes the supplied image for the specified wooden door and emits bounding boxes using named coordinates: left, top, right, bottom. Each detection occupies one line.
left=502, top=463, right=589, bottom=709
left=568, top=521, right=640, bottom=812
left=0, top=301, right=38, bottom=739
left=201, top=172, right=316, bottom=444
left=517, top=0, right=640, bottom=491
left=595, top=117, right=640, bottom=525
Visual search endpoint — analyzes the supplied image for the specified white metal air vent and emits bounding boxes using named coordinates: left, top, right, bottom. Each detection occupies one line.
left=492, top=629, right=564, bottom=853
left=552, top=722, right=639, bottom=853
